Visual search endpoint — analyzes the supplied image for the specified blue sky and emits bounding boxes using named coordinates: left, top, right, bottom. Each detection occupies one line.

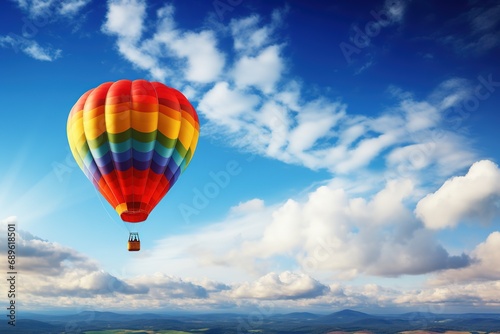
left=1, top=0, right=500, bottom=314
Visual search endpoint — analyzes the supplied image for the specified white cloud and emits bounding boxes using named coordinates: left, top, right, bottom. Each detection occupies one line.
left=0, top=36, right=62, bottom=61
left=2, top=0, right=90, bottom=61
left=197, top=82, right=260, bottom=131
left=231, top=15, right=266, bottom=52
left=2, top=216, right=497, bottom=311
left=233, top=45, right=283, bottom=93
left=429, top=231, right=500, bottom=284
left=0, top=217, right=145, bottom=298
left=11, top=0, right=91, bottom=18
left=23, top=40, right=62, bottom=60
left=230, top=271, right=328, bottom=300
left=167, top=31, right=225, bottom=83
left=102, top=0, right=146, bottom=41
left=230, top=198, right=265, bottom=215
left=129, top=274, right=209, bottom=299
left=133, top=179, right=471, bottom=281
left=415, top=160, right=500, bottom=229
left=102, top=2, right=225, bottom=83
left=229, top=8, right=285, bottom=55
left=287, top=99, right=344, bottom=154
left=59, top=0, right=91, bottom=16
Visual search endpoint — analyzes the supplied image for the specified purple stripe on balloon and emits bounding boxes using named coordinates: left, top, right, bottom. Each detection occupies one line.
left=133, top=159, right=150, bottom=170
left=111, top=149, right=155, bottom=163
left=100, top=161, right=115, bottom=175
left=153, top=151, right=169, bottom=167
left=165, top=164, right=181, bottom=185
left=114, top=159, right=133, bottom=171
left=150, top=159, right=166, bottom=174
left=84, top=166, right=100, bottom=186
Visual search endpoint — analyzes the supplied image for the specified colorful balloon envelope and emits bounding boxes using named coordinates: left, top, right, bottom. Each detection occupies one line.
left=67, top=79, right=200, bottom=223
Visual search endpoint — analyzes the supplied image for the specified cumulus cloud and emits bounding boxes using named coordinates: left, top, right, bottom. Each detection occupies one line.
left=135, top=179, right=471, bottom=280
left=1, top=216, right=497, bottom=311
left=0, top=217, right=146, bottom=298
left=394, top=281, right=500, bottom=309
left=429, top=231, right=500, bottom=284
left=0, top=217, right=233, bottom=310
left=230, top=271, right=328, bottom=300
left=415, top=160, right=500, bottom=229
left=260, top=182, right=471, bottom=277
left=130, top=274, right=209, bottom=299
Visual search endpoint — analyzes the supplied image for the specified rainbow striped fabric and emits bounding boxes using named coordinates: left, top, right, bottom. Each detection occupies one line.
left=67, top=79, right=200, bottom=222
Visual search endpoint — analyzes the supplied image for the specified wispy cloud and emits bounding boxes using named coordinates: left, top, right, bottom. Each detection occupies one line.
left=436, top=2, right=500, bottom=56
left=10, top=0, right=91, bottom=18
left=0, top=35, right=62, bottom=61
left=2, top=0, right=90, bottom=61
left=102, top=1, right=225, bottom=83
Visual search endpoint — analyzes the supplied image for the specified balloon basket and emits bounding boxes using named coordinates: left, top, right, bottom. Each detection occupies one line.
left=128, top=232, right=140, bottom=251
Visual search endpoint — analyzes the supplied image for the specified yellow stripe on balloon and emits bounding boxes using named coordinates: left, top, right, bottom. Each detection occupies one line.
left=178, top=118, right=195, bottom=149
left=130, top=110, right=158, bottom=133
left=189, top=129, right=200, bottom=153
left=105, top=109, right=131, bottom=134
left=83, top=113, right=106, bottom=140
left=158, top=112, right=181, bottom=139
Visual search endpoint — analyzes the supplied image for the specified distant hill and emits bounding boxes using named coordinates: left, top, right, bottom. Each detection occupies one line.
left=7, top=309, right=500, bottom=334
left=0, top=319, right=60, bottom=334
left=318, top=309, right=375, bottom=323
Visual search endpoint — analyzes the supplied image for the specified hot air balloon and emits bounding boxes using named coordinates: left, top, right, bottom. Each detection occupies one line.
left=67, top=79, right=200, bottom=251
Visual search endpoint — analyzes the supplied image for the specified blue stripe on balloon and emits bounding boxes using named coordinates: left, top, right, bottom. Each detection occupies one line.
left=94, top=152, right=112, bottom=167
left=152, top=151, right=169, bottom=167
left=133, top=150, right=154, bottom=162
left=171, top=150, right=184, bottom=167
left=111, top=150, right=132, bottom=163
left=100, top=160, right=115, bottom=175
